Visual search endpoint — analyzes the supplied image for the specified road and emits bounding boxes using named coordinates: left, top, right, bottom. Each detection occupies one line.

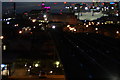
left=49, top=29, right=120, bottom=80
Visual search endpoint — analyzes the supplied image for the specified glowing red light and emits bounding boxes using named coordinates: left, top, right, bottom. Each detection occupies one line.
left=60, top=10, right=62, bottom=11
left=60, top=13, right=62, bottom=14
left=102, top=3, right=104, bottom=5
left=64, top=2, right=67, bottom=4
left=24, top=13, right=28, bottom=15
left=54, top=3, right=57, bottom=4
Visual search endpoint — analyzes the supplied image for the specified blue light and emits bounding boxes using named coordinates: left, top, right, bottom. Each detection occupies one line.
left=110, top=2, right=115, bottom=4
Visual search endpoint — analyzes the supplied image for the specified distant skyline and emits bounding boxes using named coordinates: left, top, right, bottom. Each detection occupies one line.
left=2, top=2, right=92, bottom=14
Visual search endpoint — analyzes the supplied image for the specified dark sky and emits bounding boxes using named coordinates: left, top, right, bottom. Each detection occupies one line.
left=2, top=2, right=92, bottom=14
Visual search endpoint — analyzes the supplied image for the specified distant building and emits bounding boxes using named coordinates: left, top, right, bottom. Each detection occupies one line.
left=28, top=10, right=43, bottom=19
left=48, top=13, right=78, bottom=25
left=75, top=11, right=108, bottom=21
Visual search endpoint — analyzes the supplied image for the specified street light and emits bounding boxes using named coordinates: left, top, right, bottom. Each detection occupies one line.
left=43, top=15, right=47, bottom=18
left=50, top=71, right=53, bottom=74
left=52, top=25, right=56, bottom=29
left=25, top=64, right=27, bottom=67
left=32, top=19, right=36, bottom=23
left=0, top=36, right=4, bottom=39
left=116, top=31, right=119, bottom=34
left=35, top=64, right=38, bottom=67
left=86, top=25, right=89, bottom=27
left=33, top=26, right=36, bottom=28
left=19, top=31, right=22, bottom=34
left=55, top=61, right=60, bottom=68
left=95, top=28, right=98, bottom=31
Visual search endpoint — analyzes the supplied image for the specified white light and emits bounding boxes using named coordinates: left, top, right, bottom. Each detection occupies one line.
left=97, top=22, right=100, bottom=24
left=50, top=71, right=53, bottom=73
left=95, top=28, right=98, bottom=30
left=74, top=7, right=77, bottom=9
left=55, top=61, right=60, bottom=66
left=86, top=25, right=89, bottom=27
left=56, top=65, right=59, bottom=68
left=33, top=26, right=36, bottom=28
left=116, top=31, right=119, bottom=34
left=107, top=7, right=109, bottom=9
left=39, top=23, right=42, bottom=26
left=7, top=22, right=10, bottom=24
left=32, top=19, right=36, bottom=22
left=116, top=13, right=119, bottom=16
left=74, top=29, right=76, bottom=32
left=1, top=64, right=6, bottom=68
left=25, top=64, right=27, bottom=67
left=65, top=7, right=67, bottom=8
left=28, top=69, right=30, bottom=72
left=29, top=66, right=31, bottom=68
left=19, top=31, right=22, bottom=34
left=43, top=15, right=47, bottom=18
left=35, top=64, right=39, bottom=67
left=67, top=25, right=70, bottom=27
left=69, top=27, right=75, bottom=31
left=0, top=36, right=4, bottom=39
left=52, top=25, right=56, bottom=29
left=85, top=7, right=88, bottom=10
left=3, top=45, right=6, bottom=50
left=14, top=24, right=19, bottom=27
left=45, top=18, right=47, bottom=21
left=29, top=17, right=31, bottom=19
left=7, top=18, right=11, bottom=20
left=65, top=6, right=69, bottom=9
left=96, top=7, right=100, bottom=10
left=111, top=7, right=114, bottom=9
left=102, top=8, right=104, bottom=11
left=104, top=7, right=106, bottom=9
left=89, top=22, right=91, bottom=25
left=25, top=28, right=27, bottom=31
left=29, top=28, right=31, bottom=31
